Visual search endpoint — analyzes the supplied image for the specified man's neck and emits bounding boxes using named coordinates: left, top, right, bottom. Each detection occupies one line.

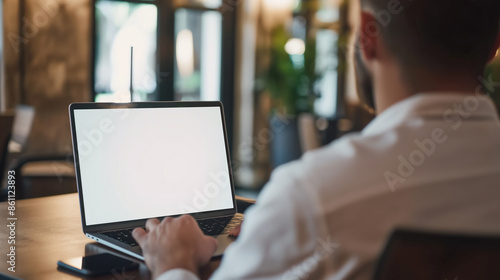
left=372, top=62, right=412, bottom=114
left=373, top=66, right=479, bottom=114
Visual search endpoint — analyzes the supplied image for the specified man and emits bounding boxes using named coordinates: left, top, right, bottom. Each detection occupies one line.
left=133, top=0, right=500, bottom=279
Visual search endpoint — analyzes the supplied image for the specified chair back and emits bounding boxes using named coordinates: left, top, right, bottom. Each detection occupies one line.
left=9, top=105, right=35, bottom=152
left=373, top=228, right=500, bottom=280
left=0, top=114, right=14, bottom=187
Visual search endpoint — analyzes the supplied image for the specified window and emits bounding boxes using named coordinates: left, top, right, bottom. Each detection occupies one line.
left=174, top=8, right=222, bottom=101
left=92, top=0, right=236, bottom=149
left=292, top=0, right=346, bottom=118
left=94, top=1, right=158, bottom=102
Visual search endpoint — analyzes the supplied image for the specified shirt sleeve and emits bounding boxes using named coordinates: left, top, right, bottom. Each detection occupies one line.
left=156, top=268, right=200, bottom=280
left=211, top=163, right=325, bottom=279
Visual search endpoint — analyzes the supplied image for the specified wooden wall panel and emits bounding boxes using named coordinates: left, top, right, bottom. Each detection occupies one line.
left=4, top=0, right=91, bottom=154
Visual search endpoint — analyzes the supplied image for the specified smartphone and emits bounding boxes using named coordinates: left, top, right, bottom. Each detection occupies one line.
left=57, top=253, right=139, bottom=276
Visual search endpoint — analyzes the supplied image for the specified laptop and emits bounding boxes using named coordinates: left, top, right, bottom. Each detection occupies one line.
left=69, top=101, right=242, bottom=260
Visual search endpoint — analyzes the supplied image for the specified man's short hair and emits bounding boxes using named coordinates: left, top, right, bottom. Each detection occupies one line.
left=360, top=0, right=500, bottom=76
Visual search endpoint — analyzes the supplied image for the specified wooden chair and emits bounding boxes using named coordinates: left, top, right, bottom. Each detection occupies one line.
left=373, top=228, right=500, bottom=280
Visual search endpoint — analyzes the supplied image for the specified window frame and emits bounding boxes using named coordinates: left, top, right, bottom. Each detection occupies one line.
left=292, top=0, right=349, bottom=119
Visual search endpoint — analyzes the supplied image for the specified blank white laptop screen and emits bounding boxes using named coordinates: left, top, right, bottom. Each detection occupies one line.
left=73, top=106, right=234, bottom=226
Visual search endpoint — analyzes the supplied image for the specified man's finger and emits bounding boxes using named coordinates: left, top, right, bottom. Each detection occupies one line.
left=228, top=223, right=241, bottom=237
left=132, top=227, right=147, bottom=247
left=145, top=218, right=160, bottom=232
left=182, top=214, right=196, bottom=223
left=198, top=235, right=218, bottom=264
left=205, top=235, right=218, bottom=252
left=160, top=217, right=173, bottom=225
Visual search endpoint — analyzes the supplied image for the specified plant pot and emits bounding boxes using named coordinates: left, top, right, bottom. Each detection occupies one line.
left=269, top=114, right=302, bottom=169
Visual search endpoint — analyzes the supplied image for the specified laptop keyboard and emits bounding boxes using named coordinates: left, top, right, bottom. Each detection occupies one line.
left=198, top=216, right=233, bottom=235
left=101, top=215, right=242, bottom=247
left=102, top=228, right=141, bottom=246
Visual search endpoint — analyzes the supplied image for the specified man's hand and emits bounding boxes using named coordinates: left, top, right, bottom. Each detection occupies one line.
left=132, top=215, right=218, bottom=279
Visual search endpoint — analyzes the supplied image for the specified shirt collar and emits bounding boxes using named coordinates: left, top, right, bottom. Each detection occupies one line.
left=362, top=92, right=500, bottom=136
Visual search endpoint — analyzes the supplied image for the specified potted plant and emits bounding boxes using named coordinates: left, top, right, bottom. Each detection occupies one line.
left=260, top=25, right=319, bottom=167
left=484, top=52, right=500, bottom=116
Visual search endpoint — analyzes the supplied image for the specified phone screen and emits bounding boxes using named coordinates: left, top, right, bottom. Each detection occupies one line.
left=58, top=253, right=139, bottom=276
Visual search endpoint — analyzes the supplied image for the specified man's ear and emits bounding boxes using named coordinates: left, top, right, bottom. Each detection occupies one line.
left=358, top=11, right=379, bottom=61
left=488, top=33, right=500, bottom=62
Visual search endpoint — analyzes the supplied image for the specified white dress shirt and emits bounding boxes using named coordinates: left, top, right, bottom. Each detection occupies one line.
left=158, top=93, right=500, bottom=280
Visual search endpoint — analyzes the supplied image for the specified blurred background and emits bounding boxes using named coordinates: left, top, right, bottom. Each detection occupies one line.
left=0, top=0, right=499, bottom=200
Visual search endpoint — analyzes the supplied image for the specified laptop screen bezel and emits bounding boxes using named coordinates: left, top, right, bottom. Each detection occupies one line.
left=69, top=101, right=237, bottom=233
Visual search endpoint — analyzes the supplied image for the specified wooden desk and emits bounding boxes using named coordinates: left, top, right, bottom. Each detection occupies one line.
left=0, top=193, right=221, bottom=280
